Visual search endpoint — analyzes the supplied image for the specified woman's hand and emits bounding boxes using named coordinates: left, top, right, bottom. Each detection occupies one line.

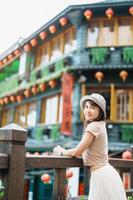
left=53, top=145, right=65, bottom=156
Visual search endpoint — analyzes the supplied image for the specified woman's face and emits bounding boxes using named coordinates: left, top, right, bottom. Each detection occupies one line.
left=83, top=100, right=100, bottom=122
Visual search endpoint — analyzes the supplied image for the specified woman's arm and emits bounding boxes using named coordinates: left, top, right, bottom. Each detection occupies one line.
left=53, top=131, right=95, bottom=157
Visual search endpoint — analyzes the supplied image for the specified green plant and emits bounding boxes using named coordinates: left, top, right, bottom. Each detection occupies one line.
left=123, top=47, right=133, bottom=64
left=91, top=47, right=108, bottom=65
left=0, top=180, right=4, bottom=199
left=127, top=196, right=133, bottom=200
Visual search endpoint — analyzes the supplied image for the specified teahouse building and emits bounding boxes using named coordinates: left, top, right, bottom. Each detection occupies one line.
left=0, top=0, right=133, bottom=198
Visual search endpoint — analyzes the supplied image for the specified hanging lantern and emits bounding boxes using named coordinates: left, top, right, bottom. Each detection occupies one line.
left=41, top=173, right=51, bottom=183
left=0, top=61, right=3, bottom=67
left=39, top=83, right=46, bottom=92
left=129, top=6, right=133, bottom=16
left=4, top=97, right=9, bottom=104
left=3, top=58, right=8, bottom=64
left=123, top=172, right=131, bottom=190
left=84, top=9, right=93, bottom=20
left=30, top=38, right=37, bottom=47
left=49, top=25, right=57, bottom=34
left=95, top=71, right=104, bottom=82
left=31, top=85, right=38, bottom=95
left=8, top=53, right=14, bottom=60
left=49, top=80, right=57, bottom=89
left=10, top=95, right=16, bottom=103
left=24, top=44, right=31, bottom=52
left=59, top=17, right=68, bottom=26
left=24, top=89, right=31, bottom=98
left=16, top=95, right=23, bottom=103
left=119, top=70, right=128, bottom=82
left=0, top=99, right=4, bottom=106
left=66, top=170, right=73, bottom=179
left=105, top=8, right=114, bottom=19
left=39, top=31, right=47, bottom=40
left=14, top=49, right=21, bottom=56
left=122, top=150, right=132, bottom=160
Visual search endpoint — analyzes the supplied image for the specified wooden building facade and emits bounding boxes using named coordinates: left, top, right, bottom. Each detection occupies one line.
left=0, top=0, right=133, bottom=153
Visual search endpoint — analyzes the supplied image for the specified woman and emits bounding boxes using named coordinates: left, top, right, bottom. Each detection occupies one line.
left=53, top=93, right=127, bottom=200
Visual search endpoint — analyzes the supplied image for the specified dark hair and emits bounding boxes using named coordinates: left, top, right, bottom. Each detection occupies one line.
left=83, top=100, right=104, bottom=128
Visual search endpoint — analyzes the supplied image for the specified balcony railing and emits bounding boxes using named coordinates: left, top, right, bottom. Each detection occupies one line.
left=0, top=124, right=132, bottom=200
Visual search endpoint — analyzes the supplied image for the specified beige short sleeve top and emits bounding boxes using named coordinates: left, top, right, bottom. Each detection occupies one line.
left=82, top=121, right=109, bottom=169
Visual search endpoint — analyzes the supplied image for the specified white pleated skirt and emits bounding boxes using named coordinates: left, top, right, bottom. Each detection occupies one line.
left=88, top=164, right=127, bottom=200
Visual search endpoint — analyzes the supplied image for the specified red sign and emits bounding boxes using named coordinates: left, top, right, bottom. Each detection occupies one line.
left=61, top=73, right=74, bottom=136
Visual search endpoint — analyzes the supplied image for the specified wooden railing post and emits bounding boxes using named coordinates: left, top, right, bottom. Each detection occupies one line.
left=0, top=123, right=27, bottom=200
left=53, top=168, right=66, bottom=200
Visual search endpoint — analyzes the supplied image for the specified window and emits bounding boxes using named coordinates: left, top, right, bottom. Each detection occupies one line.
left=87, top=17, right=133, bottom=47
left=118, top=18, right=133, bottom=46
left=1, top=108, right=13, bottom=126
left=51, top=36, right=62, bottom=61
left=14, top=101, right=37, bottom=127
left=40, top=94, right=62, bottom=125
left=87, top=21, right=100, bottom=46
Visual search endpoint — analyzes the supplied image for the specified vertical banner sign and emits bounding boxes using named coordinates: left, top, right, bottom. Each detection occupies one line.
left=61, top=73, right=74, bottom=135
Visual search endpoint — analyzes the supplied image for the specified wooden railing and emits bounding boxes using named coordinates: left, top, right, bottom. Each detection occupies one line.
left=0, top=124, right=133, bottom=200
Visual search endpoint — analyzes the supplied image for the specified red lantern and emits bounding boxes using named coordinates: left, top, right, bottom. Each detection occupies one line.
left=84, top=9, right=93, bottom=20
left=14, top=49, right=21, bottom=56
left=39, top=31, right=47, bottom=40
left=122, top=150, right=132, bottom=160
left=24, top=89, right=31, bottom=98
left=30, top=38, right=37, bottom=47
left=119, top=70, right=128, bottom=82
left=16, top=95, right=23, bottom=103
left=10, top=95, right=16, bottom=103
left=3, top=58, right=8, bottom=64
left=0, top=61, right=3, bottom=67
left=49, top=80, right=57, bottom=89
left=66, top=170, right=73, bottom=179
left=41, top=173, right=50, bottom=183
left=105, top=8, right=114, bottom=19
left=39, top=83, right=46, bottom=92
left=4, top=97, right=9, bottom=104
left=129, top=6, right=133, bottom=16
left=31, top=85, right=38, bottom=95
left=95, top=71, right=104, bottom=82
left=49, top=25, right=57, bottom=34
left=8, top=53, right=14, bottom=60
left=59, top=17, right=68, bottom=26
left=0, top=99, right=4, bottom=106
left=24, top=44, right=31, bottom=52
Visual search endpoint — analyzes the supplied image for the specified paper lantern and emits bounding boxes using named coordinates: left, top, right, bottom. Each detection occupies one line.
left=8, top=54, right=14, bottom=60
left=105, top=8, right=114, bottom=19
left=24, top=89, right=31, bottom=98
left=119, top=70, right=128, bottom=82
left=66, top=170, right=73, bottom=179
left=39, top=31, right=47, bottom=40
left=30, top=38, right=37, bottom=47
left=49, top=80, right=57, bottom=89
left=59, top=17, right=68, bottom=26
left=95, top=71, right=104, bottom=82
left=84, top=9, right=93, bottom=20
left=0, top=99, right=4, bottom=106
left=39, top=83, right=46, bottom=92
left=3, top=58, right=8, bottom=64
left=10, top=95, right=16, bottom=103
left=24, top=44, right=31, bottom=52
left=16, top=95, right=23, bottom=103
left=14, top=49, right=21, bottom=56
left=0, top=61, right=3, bottom=67
left=49, top=25, right=57, bottom=34
left=4, top=97, right=9, bottom=104
left=41, top=173, right=50, bottom=183
left=129, top=6, right=133, bottom=16
left=31, top=85, right=38, bottom=95
left=122, top=150, right=132, bottom=160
